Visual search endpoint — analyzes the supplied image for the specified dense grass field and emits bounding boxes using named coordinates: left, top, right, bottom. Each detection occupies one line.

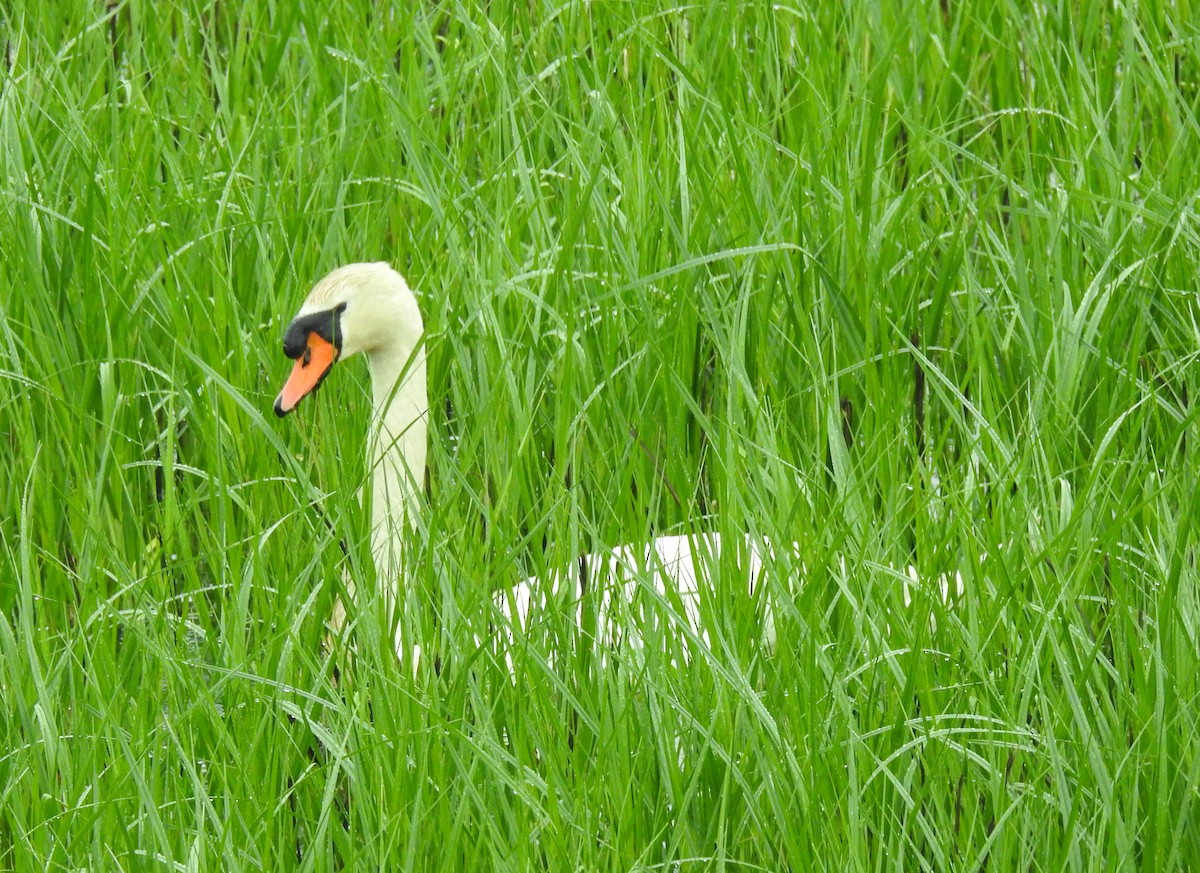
left=1, top=1, right=1198, bottom=869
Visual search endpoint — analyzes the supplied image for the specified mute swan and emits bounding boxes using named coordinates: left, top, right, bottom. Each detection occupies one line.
left=274, top=263, right=957, bottom=669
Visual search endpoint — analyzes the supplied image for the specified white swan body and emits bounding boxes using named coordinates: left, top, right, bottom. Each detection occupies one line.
left=494, top=536, right=962, bottom=668
left=275, top=264, right=959, bottom=669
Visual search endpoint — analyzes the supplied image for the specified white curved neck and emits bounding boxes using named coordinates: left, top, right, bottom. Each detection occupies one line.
left=366, top=342, right=428, bottom=581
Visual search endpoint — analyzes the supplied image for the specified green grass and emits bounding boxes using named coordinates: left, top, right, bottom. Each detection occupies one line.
left=1, top=1, right=1198, bottom=869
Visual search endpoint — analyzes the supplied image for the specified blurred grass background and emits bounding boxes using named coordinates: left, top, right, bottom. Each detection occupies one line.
left=1, top=1, right=1198, bottom=869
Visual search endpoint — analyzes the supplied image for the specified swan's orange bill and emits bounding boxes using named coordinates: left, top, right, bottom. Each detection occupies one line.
left=275, top=332, right=338, bottom=417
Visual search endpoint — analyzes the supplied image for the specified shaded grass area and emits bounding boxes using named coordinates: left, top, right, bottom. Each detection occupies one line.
left=1, top=1, right=1198, bottom=869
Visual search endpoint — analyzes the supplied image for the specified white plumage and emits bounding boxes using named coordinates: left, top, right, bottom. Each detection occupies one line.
left=274, top=263, right=958, bottom=671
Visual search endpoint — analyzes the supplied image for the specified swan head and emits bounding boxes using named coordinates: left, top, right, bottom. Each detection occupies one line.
left=274, top=262, right=423, bottom=416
